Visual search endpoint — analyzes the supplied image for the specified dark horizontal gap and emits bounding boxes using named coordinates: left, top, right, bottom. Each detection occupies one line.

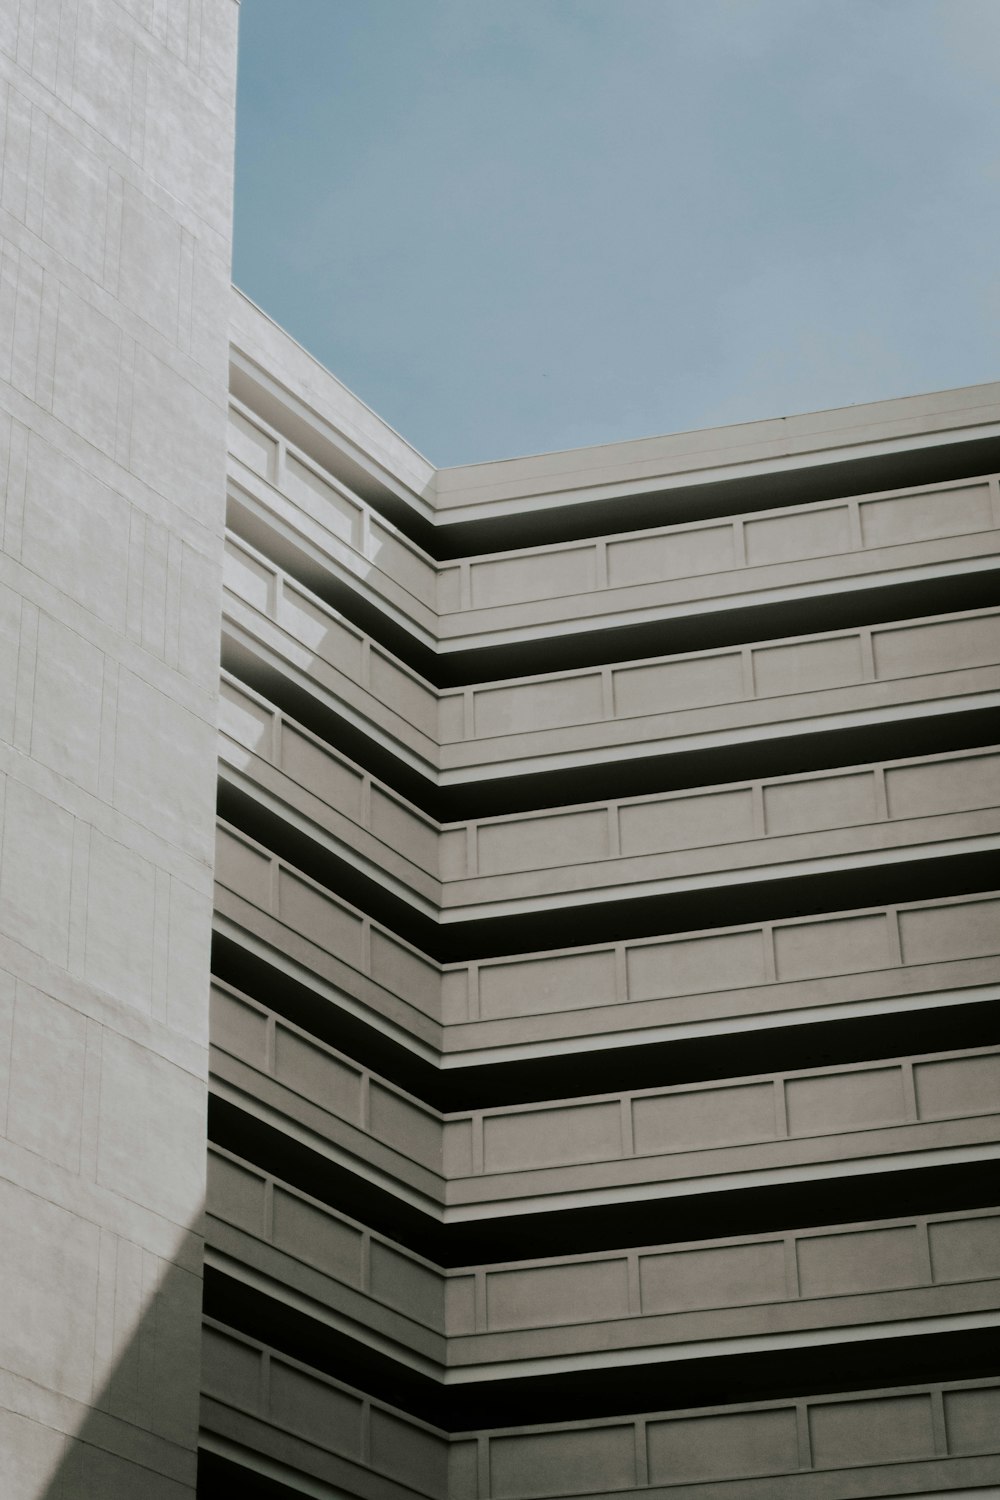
left=228, top=495, right=442, bottom=682
left=429, top=440, right=1000, bottom=558
left=209, top=1096, right=445, bottom=1261
left=229, top=490, right=1000, bottom=686
left=213, top=933, right=1000, bottom=1111
left=222, top=634, right=440, bottom=814
left=211, top=932, right=444, bottom=1106
left=198, top=1452, right=315, bottom=1500
left=206, top=1268, right=1000, bottom=1430
left=217, top=778, right=997, bottom=962
left=207, top=1098, right=1000, bottom=1266
left=221, top=637, right=1000, bottom=820
left=449, top=1000, right=1000, bottom=1109
left=433, top=569, right=1000, bottom=687
left=426, top=851, right=1000, bottom=964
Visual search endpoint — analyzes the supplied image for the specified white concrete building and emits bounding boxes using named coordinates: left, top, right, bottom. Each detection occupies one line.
left=1, top=5, right=998, bottom=1499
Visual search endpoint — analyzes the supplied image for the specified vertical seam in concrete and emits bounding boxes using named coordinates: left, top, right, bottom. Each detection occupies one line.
left=988, top=474, right=1000, bottom=528
left=24, top=99, right=47, bottom=235
left=12, top=594, right=36, bottom=750
left=3, top=417, right=29, bottom=557
left=55, top=0, right=78, bottom=98
left=177, top=224, right=195, bottom=355
left=97, top=653, right=119, bottom=802
left=129, top=41, right=147, bottom=166
left=0, top=241, right=19, bottom=385
left=114, top=328, right=135, bottom=468
left=164, top=528, right=184, bottom=668
left=126, top=508, right=145, bottom=641
left=784, top=1234, right=801, bottom=1299
left=32, top=264, right=57, bottom=409
left=67, top=814, right=91, bottom=976
left=633, top=1417, right=649, bottom=1487
left=795, top=1401, right=812, bottom=1470
left=461, top=961, right=479, bottom=1023
left=103, top=168, right=124, bottom=297
left=731, top=517, right=746, bottom=568
left=79, top=1013, right=104, bottom=1181
left=151, top=866, right=171, bottom=1022
left=930, top=1386, right=949, bottom=1455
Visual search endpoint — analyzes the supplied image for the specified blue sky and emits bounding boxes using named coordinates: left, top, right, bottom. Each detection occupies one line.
left=234, top=0, right=1000, bottom=466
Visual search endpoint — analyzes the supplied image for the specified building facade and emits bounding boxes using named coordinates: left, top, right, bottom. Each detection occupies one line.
left=1, top=4, right=999, bottom=1499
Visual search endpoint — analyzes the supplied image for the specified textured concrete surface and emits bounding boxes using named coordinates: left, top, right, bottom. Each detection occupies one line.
left=0, top=1, right=237, bottom=1494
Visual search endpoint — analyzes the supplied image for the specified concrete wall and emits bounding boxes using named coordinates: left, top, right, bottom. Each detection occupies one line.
left=202, top=296, right=1000, bottom=1499
left=0, top=1, right=237, bottom=1495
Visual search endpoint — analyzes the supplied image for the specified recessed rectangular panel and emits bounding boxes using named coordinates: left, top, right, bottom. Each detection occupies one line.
left=808, top=1394, right=933, bottom=1467
left=640, top=1240, right=785, bottom=1313
left=928, top=1214, right=1000, bottom=1284
left=606, top=523, right=734, bottom=588
left=280, top=586, right=363, bottom=679
left=860, top=484, right=992, bottom=548
left=483, top=1101, right=621, bottom=1173
left=796, top=1225, right=920, bottom=1297
left=369, top=649, right=437, bottom=737
left=369, top=519, right=436, bottom=605
left=752, top=634, right=861, bottom=698
left=210, top=985, right=268, bottom=1068
left=223, top=538, right=273, bottom=615
left=269, top=1362, right=363, bottom=1455
left=913, top=1054, right=1000, bottom=1121
left=885, top=752, right=1000, bottom=820
left=214, top=827, right=271, bottom=908
left=480, top=949, right=616, bottom=1019
left=370, top=1409, right=448, bottom=1495
left=479, top=808, right=608, bottom=875
left=490, top=1426, right=636, bottom=1499
left=619, top=788, right=753, bottom=855
left=285, top=453, right=362, bottom=546
left=276, top=869, right=364, bottom=966
left=898, top=897, right=1000, bottom=965
left=763, top=771, right=876, bottom=836
left=471, top=546, right=595, bottom=608
left=744, top=505, right=851, bottom=566
left=632, top=1082, right=775, bottom=1156
left=280, top=725, right=364, bottom=820
left=219, top=679, right=273, bottom=757
left=271, top=1189, right=362, bottom=1285
left=206, top=1152, right=266, bottom=1236
left=785, top=1067, right=904, bottom=1137
left=474, top=673, right=604, bottom=738
left=627, top=930, right=765, bottom=1001
left=369, top=931, right=440, bottom=1016
left=273, top=1027, right=361, bottom=1122
left=613, top=652, right=743, bottom=718
left=201, top=1328, right=261, bottom=1413
left=370, top=786, right=438, bottom=872
left=368, top=1083, right=443, bottom=1171
left=873, top=612, right=1000, bottom=679
left=228, top=408, right=276, bottom=478
left=647, top=1408, right=798, bottom=1484
left=486, top=1258, right=629, bottom=1331
left=773, top=914, right=889, bottom=981
left=370, top=1241, right=444, bottom=1327
left=943, top=1387, right=1000, bottom=1454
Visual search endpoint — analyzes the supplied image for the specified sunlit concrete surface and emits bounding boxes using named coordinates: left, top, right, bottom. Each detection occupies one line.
left=2, top=3, right=998, bottom=1499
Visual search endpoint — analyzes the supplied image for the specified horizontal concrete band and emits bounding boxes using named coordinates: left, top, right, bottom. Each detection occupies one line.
left=203, top=1242, right=1000, bottom=1387
left=208, top=1075, right=1000, bottom=1224
left=227, top=461, right=1000, bottom=661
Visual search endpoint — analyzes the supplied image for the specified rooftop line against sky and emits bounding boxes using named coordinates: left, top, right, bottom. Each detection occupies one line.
left=234, top=0, right=1000, bottom=467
